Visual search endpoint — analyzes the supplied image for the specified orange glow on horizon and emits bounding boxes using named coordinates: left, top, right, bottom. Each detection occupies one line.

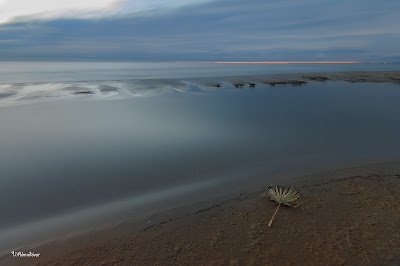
left=176, top=61, right=360, bottom=64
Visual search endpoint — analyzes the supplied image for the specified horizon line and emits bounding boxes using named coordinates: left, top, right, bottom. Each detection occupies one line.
left=176, top=61, right=361, bottom=64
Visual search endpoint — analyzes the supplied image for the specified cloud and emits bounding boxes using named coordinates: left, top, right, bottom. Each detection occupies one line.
left=0, top=0, right=122, bottom=24
left=0, top=0, right=212, bottom=24
left=0, top=0, right=399, bottom=61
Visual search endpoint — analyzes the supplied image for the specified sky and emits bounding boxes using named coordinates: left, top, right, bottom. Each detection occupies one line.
left=0, top=0, right=399, bottom=61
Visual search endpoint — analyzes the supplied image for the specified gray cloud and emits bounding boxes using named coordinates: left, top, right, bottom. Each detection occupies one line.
left=0, top=0, right=399, bottom=61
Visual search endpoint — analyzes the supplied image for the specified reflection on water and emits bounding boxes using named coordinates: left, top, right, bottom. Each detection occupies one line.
left=1, top=81, right=400, bottom=252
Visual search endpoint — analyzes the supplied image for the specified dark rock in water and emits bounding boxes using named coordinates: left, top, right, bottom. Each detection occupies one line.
left=303, top=76, right=328, bottom=81
left=73, top=91, right=95, bottom=95
left=287, top=80, right=308, bottom=85
left=249, top=83, right=256, bottom=88
left=266, top=80, right=307, bottom=86
left=267, top=81, right=287, bottom=86
left=234, top=83, right=245, bottom=88
left=207, top=82, right=222, bottom=88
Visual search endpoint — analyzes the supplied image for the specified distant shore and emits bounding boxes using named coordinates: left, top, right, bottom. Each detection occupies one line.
left=2, top=163, right=400, bottom=265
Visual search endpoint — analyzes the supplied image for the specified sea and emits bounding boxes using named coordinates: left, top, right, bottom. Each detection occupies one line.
left=0, top=61, right=399, bottom=83
left=0, top=62, right=400, bottom=253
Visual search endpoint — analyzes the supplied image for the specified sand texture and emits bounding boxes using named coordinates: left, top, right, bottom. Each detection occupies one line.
left=4, top=169, right=400, bottom=265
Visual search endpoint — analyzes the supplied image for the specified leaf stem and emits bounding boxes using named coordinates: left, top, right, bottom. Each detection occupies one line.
left=268, top=203, right=281, bottom=227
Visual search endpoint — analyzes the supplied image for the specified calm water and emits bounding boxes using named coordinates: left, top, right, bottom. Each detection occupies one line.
left=0, top=61, right=399, bottom=83
left=1, top=62, right=400, bottom=252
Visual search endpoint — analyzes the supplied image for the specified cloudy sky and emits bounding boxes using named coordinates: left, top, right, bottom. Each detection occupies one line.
left=0, top=0, right=399, bottom=61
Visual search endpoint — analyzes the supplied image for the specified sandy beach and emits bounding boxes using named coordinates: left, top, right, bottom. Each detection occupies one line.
left=2, top=163, right=400, bottom=265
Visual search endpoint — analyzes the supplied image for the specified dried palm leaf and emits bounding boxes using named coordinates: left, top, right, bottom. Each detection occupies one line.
left=266, top=186, right=301, bottom=227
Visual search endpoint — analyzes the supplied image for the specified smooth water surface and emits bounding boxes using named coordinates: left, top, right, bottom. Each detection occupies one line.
left=0, top=63, right=400, bottom=252
left=1, top=81, right=400, bottom=232
left=0, top=62, right=399, bottom=83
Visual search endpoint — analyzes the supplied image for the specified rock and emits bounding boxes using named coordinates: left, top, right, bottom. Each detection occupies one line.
left=73, top=91, right=95, bottom=95
left=303, top=76, right=328, bottom=81
left=207, top=82, right=222, bottom=88
left=287, top=80, right=308, bottom=85
left=234, top=83, right=245, bottom=88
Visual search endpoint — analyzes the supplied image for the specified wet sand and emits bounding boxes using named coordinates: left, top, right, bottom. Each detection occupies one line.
left=2, top=163, right=400, bottom=265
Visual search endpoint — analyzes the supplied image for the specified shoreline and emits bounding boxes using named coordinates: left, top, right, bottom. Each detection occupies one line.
left=194, top=69, right=400, bottom=85
left=1, top=70, right=400, bottom=264
left=2, top=162, right=400, bottom=265
left=1, top=70, right=399, bottom=107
